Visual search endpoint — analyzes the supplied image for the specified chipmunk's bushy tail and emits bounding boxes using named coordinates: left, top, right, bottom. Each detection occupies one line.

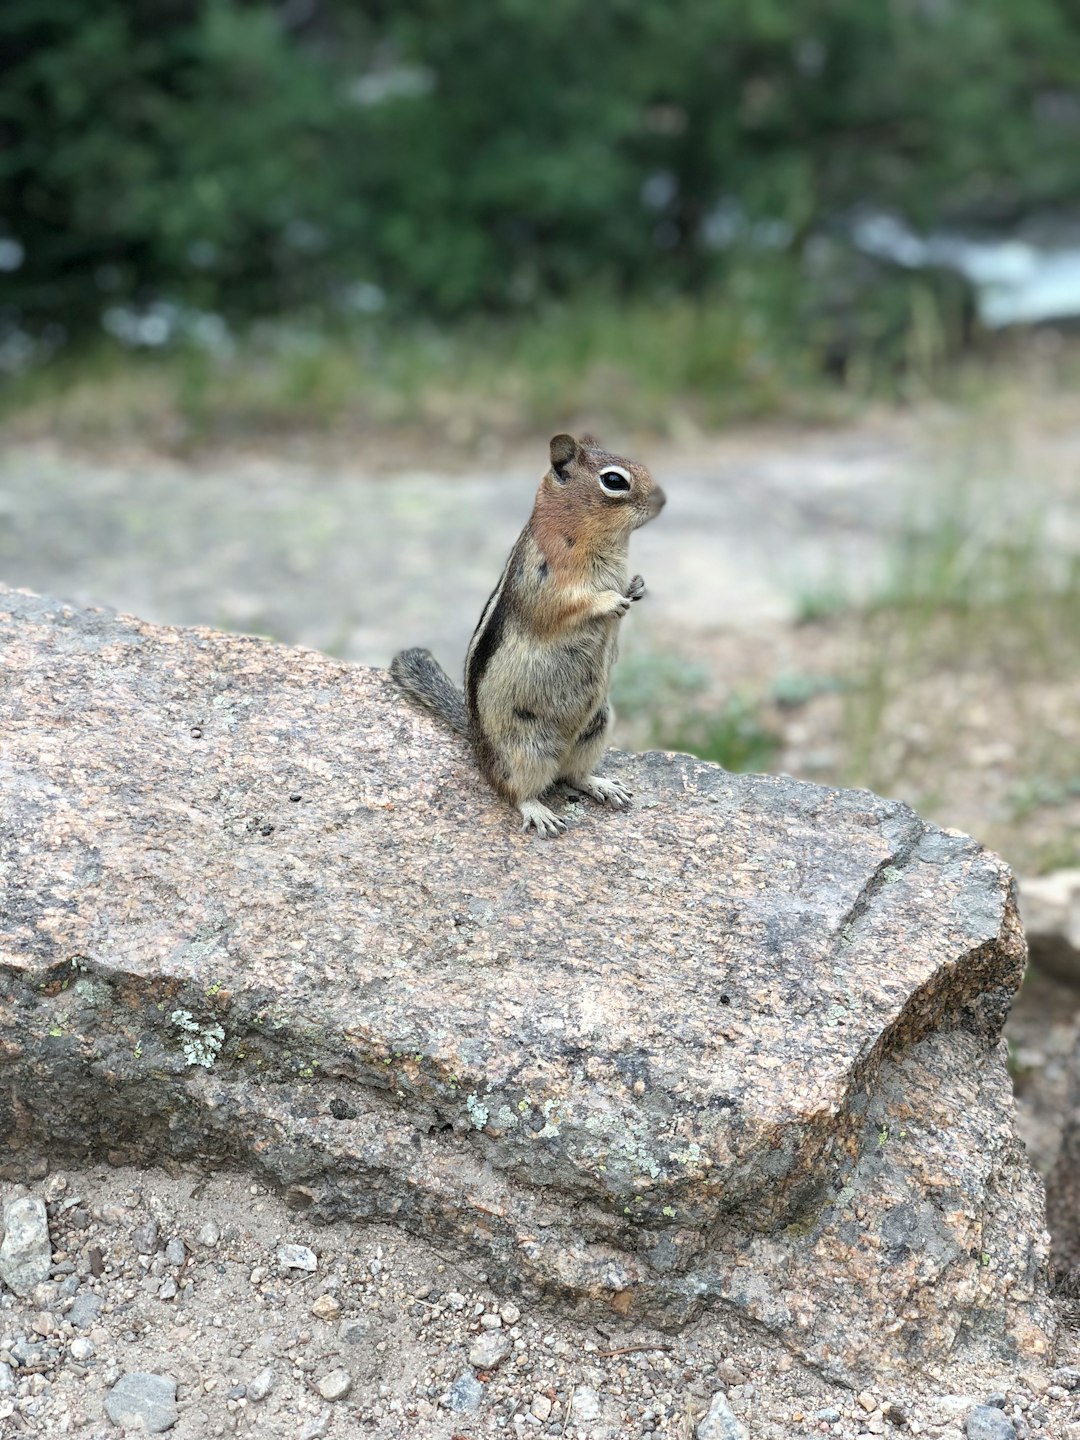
left=389, top=648, right=470, bottom=738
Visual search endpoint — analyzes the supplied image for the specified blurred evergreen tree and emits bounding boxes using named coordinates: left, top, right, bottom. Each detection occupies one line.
left=1, top=0, right=1078, bottom=332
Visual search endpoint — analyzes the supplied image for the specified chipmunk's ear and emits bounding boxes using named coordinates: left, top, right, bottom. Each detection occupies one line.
left=549, top=433, right=579, bottom=483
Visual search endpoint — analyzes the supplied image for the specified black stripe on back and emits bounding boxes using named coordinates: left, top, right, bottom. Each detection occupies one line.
left=465, top=538, right=525, bottom=714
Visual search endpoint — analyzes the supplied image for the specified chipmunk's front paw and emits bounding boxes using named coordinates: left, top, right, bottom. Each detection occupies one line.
left=519, top=800, right=567, bottom=837
left=575, top=775, right=633, bottom=810
left=626, top=574, right=646, bottom=602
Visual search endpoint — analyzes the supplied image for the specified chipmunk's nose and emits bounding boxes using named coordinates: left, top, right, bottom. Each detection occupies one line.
left=649, top=485, right=667, bottom=516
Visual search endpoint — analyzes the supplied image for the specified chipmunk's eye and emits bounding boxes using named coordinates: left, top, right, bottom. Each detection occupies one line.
left=598, top=466, right=632, bottom=494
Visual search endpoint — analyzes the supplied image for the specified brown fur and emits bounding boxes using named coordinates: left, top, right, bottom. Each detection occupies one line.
left=391, top=434, right=665, bottom=836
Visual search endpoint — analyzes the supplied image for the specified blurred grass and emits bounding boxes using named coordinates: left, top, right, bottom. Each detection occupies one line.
left=0, top=271, right=985, bottom=455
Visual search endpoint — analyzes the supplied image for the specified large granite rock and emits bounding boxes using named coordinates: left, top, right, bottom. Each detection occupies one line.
left=0, top=586, right=1054, bottom=1382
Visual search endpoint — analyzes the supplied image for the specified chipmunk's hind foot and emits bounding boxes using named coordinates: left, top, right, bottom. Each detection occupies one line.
left=519, top=799, right=567, bottom=837
left=569, top=774, right=632, bottom=809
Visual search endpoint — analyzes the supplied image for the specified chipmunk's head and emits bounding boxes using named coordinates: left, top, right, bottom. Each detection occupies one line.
left=545, top=433, right=666, bottom=535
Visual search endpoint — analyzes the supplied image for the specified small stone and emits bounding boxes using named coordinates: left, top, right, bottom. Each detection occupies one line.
left=316, top=1368, right=352, bottom=1402
left=277, top=1244, right=317, bottom=1272
left=966, top=1408, right=1017, bottom=1440
left=0, top=1363, right=14, bottom=1394
left=1051, top=1367, right=1080, bottom=1390
left=479, top=1312, right=502, bottom=1329
left=338, top=1317, right=371, bottom=1344
left=985, top=1393, right=1007, bottom=1409
left=196, top=1222, right=220, bottom=1248
left=0, top=1195, right=52, bottom=1296
left=715, top=1360, right=747, bottom=1387
left=104, top=1372, right=178, bottom=1433
left=247, top=1367, right=275, bottom=1402
left=11, top=1338, right=47, bottom=1367
left=95, top=1205, right=126, bottom=1227
left=531, top=1394, right=553, bottom=1422
left=32, top=1311, right=55, bottom=1337
left=500, top=1302, right=521, bottom=1325
left=572, top=1386, right=602, bottom=1423
left=444, top=1290, right=467, bottom=1310
left=297, top=1417, right=331, bottom=1440
left=311, top=1294, right=341, bottom=1322
left=858, top=1392, right=878, bottom=1413
left=697, top=1390, right=748, bottom=1440
left=816, top=1408, right=842, bottom=1423
left=69, top=1291, right=104, bottom=1328
left=468, top=1331, right=512, bottom=1370
left=447, top=1371, right=483, bottom=1413
left=132, top=1221, right=159, bottom=1256
left=70, top=1337, right=95, bottom=1362
left=158, top=1278, right=177, bottom=1301
left=163, top=1239, right=186, bottom=1267
left=938, top=1398, right=981, bottom=1419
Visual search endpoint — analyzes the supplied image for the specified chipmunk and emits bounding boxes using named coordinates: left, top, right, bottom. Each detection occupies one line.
left=391, top=433, right=665, bottom=836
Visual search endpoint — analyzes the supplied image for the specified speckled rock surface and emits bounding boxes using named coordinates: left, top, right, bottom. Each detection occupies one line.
left=0, top=586, right=1054, bottom=1382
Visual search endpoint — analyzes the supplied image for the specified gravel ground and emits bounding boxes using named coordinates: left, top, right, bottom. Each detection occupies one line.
left=1, top=1161, right=1078, bottom=1440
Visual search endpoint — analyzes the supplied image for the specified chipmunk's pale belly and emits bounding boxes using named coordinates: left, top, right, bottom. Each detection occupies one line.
left=479, top=616, right=618, bottom=739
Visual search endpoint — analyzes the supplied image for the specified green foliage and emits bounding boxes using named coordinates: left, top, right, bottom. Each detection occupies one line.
left=612, top=651, right=780, bottom=774
left=3, top=0, right=1079, bottom=343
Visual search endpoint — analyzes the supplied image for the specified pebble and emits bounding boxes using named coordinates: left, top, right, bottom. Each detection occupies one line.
left=468, top=1330, right=512, bottom=1370
left=247, top=1367, right=275, bottom=1402
left=479, top=1312, right=502, bottom=1329
left=104, top=1372, right=178, bottom=1434
left=966, top=1407, right=1017, bottom=1440
left=197, top=1221, right=221, bottom=1248
left=858, top=1391, right=878, bottom=1412
left=697, top=1390, right=749, bottom=1440
left=501, top=1302, right=521, bottom=1325
left=277, top=1244, right=317, bottom=1272
left=531, top=1393, right=553, bottom=1421
left=0, top=1195, right=52, bottom=1296
left=298, top=1416, right=331, bottom=1440
left=716, top=1360, right=747, bottom=1387
left=338, top=1317, right=371, bottom=1344
left=132, top=1221, right=159, bottom=1255
left=70, top=1337, right=95, bottom=1362
left=572, top=1386, right=602, bottom=1423
left=0, top=1364, right=14, bottom=1394
left=163, top=1238, right=186, bottom=1267
left=447, top=1371, right=483, bottom=1412
left=316, top=1368, right=352, bottom=1401
left=311, top=1294, right=341, bottom=1322
left=938, top=1397, right=981, bottom=1418
left=816, top=1408, right=842, bottom=1423
left=158, top=1278, right=177, bottom=1301
left=444, top=1291, right=467, bottom=1311
left=68, top=1292, right=104, bottom=1329
left=32, top=1310, right=55, bottom=1337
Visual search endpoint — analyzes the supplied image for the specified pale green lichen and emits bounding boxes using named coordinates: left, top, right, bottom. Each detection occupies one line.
left=170, top=1008, right=225, bottom=1068
left=465, top=1093, right=490, bottom=1129
left=668, top=1142, right=702, bottom=1167
left=584, top=1115, right=662, bottom=1180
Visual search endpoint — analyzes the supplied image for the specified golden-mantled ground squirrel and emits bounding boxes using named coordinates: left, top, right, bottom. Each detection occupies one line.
left=391, top=433, right=665, bottom=836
